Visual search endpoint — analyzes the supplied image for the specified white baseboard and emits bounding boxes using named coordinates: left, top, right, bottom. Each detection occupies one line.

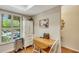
left=62, top=45, right=79, bottom=52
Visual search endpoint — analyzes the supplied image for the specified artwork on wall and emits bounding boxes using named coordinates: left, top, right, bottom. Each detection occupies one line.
left=61, top=19, right=65, bottom=30
left=39, top=18, right=49, bottom=28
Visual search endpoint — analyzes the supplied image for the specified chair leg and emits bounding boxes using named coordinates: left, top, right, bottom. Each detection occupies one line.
left=24, top=47, right=26, bottom=53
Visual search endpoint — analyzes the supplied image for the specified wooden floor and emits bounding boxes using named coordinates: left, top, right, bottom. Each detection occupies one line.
left=17, top=46, right=78, bottom=53
left=17, top=46, right=33, bottom=53
left=61, top=47, right=78, bottom=53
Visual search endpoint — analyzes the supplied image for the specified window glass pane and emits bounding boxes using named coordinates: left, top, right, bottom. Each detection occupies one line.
left=2, top=14, right=11, bottom=28
left=1, top=14, right=12, bottom=42
left=13, top=15, right=20, bottom=40
left=13, top=16, right=20, bottom=28
left=13, top=29, right=20, bottom=40
left=2, top=29, right=12, bottom=42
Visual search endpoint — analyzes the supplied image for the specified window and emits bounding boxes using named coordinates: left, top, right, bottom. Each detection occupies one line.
left=1, top=14, right=12, bottom=42
left=13, top=16, right=20, bottom=40
left=1, top=14, right=21, bottom=43
left=13, top=16, right=20, bottom=27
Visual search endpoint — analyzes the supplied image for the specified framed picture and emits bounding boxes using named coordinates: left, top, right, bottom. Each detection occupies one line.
left=39, top=18, right=49, bottom=28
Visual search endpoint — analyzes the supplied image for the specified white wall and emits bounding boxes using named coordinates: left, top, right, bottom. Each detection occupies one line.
left=61, top=6, right=79, bottom=52
left=0, top=43, right=14, bottom=53
left=33, top=6, right=61, bottom=52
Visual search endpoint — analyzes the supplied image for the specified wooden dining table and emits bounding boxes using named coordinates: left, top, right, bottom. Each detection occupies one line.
left=33, top=37, right=55, bottom=49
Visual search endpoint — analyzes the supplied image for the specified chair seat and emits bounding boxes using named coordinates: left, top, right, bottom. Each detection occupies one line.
left=32, top=49, right=40, bottom=53
left=41, top=47, right=52, bottom=53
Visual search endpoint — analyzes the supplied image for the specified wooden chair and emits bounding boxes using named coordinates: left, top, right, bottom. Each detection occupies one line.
left=41, top=40, right=58, bottom=53
left=14, top=38, right=24, bottom=52
left=43, top=33, right=50, bottom=39
left=32, top=42, right=40, bottom=53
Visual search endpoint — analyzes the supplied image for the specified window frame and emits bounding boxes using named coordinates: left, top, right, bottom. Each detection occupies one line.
left=0, top=11, right=23, bottom=45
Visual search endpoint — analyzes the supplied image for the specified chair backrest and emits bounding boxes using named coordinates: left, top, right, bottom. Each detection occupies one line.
left=43, top=33, right=50, bottom=39
left=49, top=40, right=59, bottom=53
left=14, top=38, right=24, bottom=52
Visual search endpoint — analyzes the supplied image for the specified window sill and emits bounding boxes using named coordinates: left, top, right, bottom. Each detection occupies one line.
left=0, top=40, right=15, bottom=46
left=0, top=37, right=22, bottom=46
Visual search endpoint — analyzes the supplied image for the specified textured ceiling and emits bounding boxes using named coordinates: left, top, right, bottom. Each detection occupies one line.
left=0, top=5, right=57, bottom=16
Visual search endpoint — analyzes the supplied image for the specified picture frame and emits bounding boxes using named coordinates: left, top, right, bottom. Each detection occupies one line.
left=39, top=18, right=49, bottom=28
